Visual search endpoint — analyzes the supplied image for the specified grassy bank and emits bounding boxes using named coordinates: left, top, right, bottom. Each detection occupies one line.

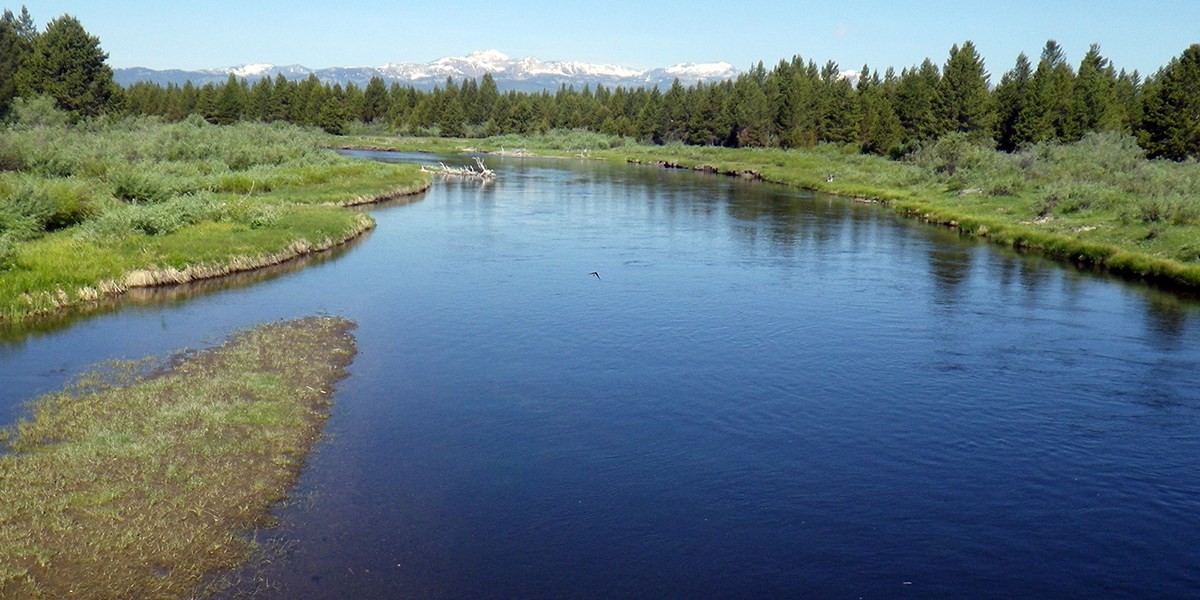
left=0, top=316, right=356, bottom=599
left=353, top=130, right=1200, bottom=292
left=0, top=117, right=431, bottom=325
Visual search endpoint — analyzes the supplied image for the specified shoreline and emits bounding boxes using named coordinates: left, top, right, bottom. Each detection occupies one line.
left=333, top=179, right=433, bottom=207
left=4, top=179, right=432, bottom=328
left=619, top=153, right=1200, bottom=295
left=11, top=214, right=377, bottom=324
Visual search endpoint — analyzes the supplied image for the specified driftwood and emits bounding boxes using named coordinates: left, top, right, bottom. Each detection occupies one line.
left=421, top=157, right=496, bottom=179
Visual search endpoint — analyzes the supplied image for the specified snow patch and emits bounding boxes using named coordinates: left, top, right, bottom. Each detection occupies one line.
left=664, top=62, right=736, bottom=78
left=468, top=49, right=511, bottom=63
left=229, top=63, right=275, bottom=77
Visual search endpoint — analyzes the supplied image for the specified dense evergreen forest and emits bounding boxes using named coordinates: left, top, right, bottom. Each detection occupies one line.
left=2, top=6, right=1199, bottom=161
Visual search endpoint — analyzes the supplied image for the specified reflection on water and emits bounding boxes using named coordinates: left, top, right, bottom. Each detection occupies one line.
left=3, top=153, right=1200, bottom=599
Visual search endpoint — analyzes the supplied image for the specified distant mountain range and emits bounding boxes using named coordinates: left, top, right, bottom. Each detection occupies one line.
left=114, top=50, right=740, bottom=92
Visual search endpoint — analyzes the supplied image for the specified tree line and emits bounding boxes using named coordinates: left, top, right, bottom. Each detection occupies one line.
left=3, top=6, right=1199, bottom=161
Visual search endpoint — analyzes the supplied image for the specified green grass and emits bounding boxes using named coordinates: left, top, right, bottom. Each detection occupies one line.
left=0, top=119, right=432, bottom=325
left=353, top=130, right=1200, bottom=292
left=0, top=316, right=357, bottom=599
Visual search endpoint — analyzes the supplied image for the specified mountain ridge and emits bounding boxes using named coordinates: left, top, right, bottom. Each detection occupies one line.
left=115, top=50, right=740, bottom=92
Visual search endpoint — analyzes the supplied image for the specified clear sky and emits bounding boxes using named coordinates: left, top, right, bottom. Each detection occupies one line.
left=14, top=0, right=1197, bottom=77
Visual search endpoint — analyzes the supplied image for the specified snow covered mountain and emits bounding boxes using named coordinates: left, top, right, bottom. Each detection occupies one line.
left=114, top=50, right=739, bottom=92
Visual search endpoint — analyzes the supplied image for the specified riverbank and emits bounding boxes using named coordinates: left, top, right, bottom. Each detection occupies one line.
left=0, top=316, right=357, bottom=598
left=0, top=120, right=432, bottom=326
left=354, top=131, right=1200, bottom=293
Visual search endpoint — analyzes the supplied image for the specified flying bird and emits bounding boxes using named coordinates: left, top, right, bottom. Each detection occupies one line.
left=589, top=271, right=601, bottom=280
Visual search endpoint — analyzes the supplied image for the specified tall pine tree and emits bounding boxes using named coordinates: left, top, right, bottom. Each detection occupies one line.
left=993, top=53, right=1033, bottom=151
left=1138, top=44, right=1200, bottom=160
left=895, top=59, right=942, bottom=144
left=1014, top=40, right=1075, bottom=145
left=1066, top=44, right=1124, bottom=139
left=935, top=41, right=992, bottom=138
left=0, top=7, right=37, bottom=119
left=19, top=14, right=118, bottom=119
left=857, top=66, right=903, bottom=155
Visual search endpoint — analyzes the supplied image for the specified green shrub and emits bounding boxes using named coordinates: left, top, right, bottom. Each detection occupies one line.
left=910, top=132, right=995, bottom=177
left=80, top=194, right=224, bottom=239
left=1125, top=194, right=1200, bottom=225
left=1037, top=180, right=1123, bottom=215
left=109, top=168, right=174, bottom=204
left=8, top=95, right=71, bottom=128
left=1, top=177, right=100, bottom=232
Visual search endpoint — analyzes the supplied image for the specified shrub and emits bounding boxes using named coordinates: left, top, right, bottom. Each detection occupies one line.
left=109, top=168, right=174, bottom=204
left=910, top=132, right=995, bottom=177
left=1037, top=180, right=1123, bottom=215
left=0, top=233, right=20, bottom=271
left=8, top=95, right=71, bottom=128
left=1, top=177, right=100, bottom=233
left=1125, top=194, right=1200, bottom=225
left=79, top=194, right=224, bottom=239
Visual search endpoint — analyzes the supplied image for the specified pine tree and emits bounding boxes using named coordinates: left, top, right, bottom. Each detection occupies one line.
left=1114, top=69, right=1142, bottom=133
left=686, top=81, right=732, bottom=146
left=439, top=96, right=466, bottom=137
left=208, top=74, right=246, bottom=125
left=775, top=58, right=822, bottom=148
left=387, top=84, right=416, bottom=130
left=269, top=73, right=292, bottom=122
left=477, top=73, right=500, bottom=124
left=662, top=79, right=690, bottom=142
left=292, top=74, right=322, bottom=126
left=248, top=76, right=274, bottom=121
left=342, top=82, right=365, bottom=124
left=895, top=59, right=942, bottom=144
left=857, top=67, right=903, bottom=154
left=504, top=98, right=537, bottom=134
left=935, top=41, right=992, bottom=137
left=634, top=87, right=665, bottom=143
left=732, top=71, right=771, bottom=147
left=1066, top=44, right=1124, bottom=138
left=317, top=93, right=347, bottom=135
left=19, top=14, right=118, bottom=119
left=0, top=7, right=37, bottom=119
left=178, top=81, right=199, bottom=118
left=1014, top=40, right=1075, bottom=144
left=993, top=53, right=1033, bottom=151
left=1138, top=44, right=1200, bottom=160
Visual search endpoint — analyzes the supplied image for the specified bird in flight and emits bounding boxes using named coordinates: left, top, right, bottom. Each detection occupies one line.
left=589, top=271, right=601, bottom=280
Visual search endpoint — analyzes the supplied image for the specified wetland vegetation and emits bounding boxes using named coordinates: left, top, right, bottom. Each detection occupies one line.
left=0, top=316, right=357, bottom=598
left=0, top=116, right=429, bottom=324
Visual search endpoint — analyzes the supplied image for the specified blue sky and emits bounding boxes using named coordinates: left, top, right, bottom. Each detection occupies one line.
left=17, top=0, right=1197, bottom=77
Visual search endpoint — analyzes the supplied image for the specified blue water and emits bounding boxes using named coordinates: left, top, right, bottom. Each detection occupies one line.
left=3, top=152, right=1199, bottom=598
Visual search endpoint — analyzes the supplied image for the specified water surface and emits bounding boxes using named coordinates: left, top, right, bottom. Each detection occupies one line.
left=3, top=152, right=1199, bottom=598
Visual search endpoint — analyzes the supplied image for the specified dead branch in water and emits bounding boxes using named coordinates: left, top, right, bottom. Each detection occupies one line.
left=421, top=157, right=496, bottom=179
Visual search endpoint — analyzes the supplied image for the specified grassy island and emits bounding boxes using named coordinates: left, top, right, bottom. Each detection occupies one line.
left=0, top=316, right=357, bottom=598
left=0, top=118, right=430, bottom=325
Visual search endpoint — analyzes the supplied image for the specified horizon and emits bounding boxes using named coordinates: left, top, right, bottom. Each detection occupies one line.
left=14, top=1, right=1197, bottom=78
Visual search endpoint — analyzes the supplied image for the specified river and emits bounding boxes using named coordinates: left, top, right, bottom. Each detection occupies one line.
left=3, top=151, right=1199, bottom=598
